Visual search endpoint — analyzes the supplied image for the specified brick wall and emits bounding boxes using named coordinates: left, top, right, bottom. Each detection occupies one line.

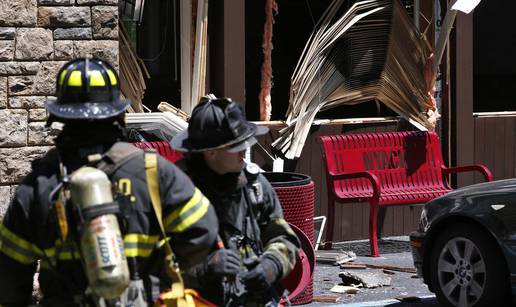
left=0, top=0, right=119, bottom=218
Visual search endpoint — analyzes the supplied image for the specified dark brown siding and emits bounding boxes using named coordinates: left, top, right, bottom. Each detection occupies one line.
left=473, top=115, right=516, bottom=181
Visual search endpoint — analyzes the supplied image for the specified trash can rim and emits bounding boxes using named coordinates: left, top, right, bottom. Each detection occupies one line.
left=262, top=171, right=312, bottom=187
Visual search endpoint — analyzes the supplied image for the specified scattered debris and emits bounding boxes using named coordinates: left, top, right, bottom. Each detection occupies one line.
left=330, top=285, right=361, bottom=294
left=340, top=271, right=392, bottom=288
left=273, top=0, right=434, bottom=159
left=353, top=263, right=417, bottom=274
left=395, top=295, right=422, bottom=302
left=316, top=250, right=356, bottom=265
left=382, top=269, right=396, bottom=275
left=119, top=21, right=149, bottom=113
left=313, top=295, right=342, bottom=303
left=340, top=263, right=367, bottom=270
left=158, top=102, right=190, bottom=121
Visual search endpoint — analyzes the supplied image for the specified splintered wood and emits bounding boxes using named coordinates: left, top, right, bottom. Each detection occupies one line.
left=273, top=0, right=434, bottom=159
left=119, top=21, right=150, bottom=113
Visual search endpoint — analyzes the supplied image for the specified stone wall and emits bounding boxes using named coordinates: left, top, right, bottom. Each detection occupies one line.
left=0, top=0, right=119, bottom=218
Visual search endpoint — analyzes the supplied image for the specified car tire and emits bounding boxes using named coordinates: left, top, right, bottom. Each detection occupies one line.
left=430, top=223, right=509, bottom=307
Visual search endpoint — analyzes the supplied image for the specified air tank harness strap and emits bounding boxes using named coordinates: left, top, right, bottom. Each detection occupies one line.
left=144, top=150, right=186, bottom=297
left=81, top=202, right=119, bottom=220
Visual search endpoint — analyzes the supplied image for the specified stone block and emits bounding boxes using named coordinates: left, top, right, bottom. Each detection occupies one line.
left=0, top=62, right=40, bottom=75
left=54, top=40, right=73, bottom=60
left=74, top=40, right=118, bottom=68
left=8, top=76, right=35, bottom=95
left=9, top=96, right=46, bottom=109
left=29, top=122, right=56, bottom=145
left=0, top=186, right=10, bottom=219
left=0, top=109, right=28, bottom=146
left=0, top=0, right=37, bottom=27
left=0, top=146, right=52, bottom=184
left=34, top=61, right=66, bottom=95
left=77, top=0, right=117, bottom=5
left=38, top=0, right=74, bottom=5
left=92, top=6, right=118, bottom=39
left=0, top=41, right=14, bottom=61
left=54, top=27, right=92, bottom=40
left=0, top=28, right=15, bottom=40
left=15, top=28, right=53, bottom=60
left=29, top=109, right=48, bottom=121
left=0, top=77, right=6, bottom=109
left=38, top=6, right=91, bottom=27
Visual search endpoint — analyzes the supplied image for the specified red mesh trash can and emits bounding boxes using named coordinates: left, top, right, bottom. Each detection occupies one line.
left=263, top=172, right=315, bottom=305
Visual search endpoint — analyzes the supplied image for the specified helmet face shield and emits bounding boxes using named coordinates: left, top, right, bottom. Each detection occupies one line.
left=171, top=98, right=268, bottom=153
left=45, top=58, right=129, bottom=122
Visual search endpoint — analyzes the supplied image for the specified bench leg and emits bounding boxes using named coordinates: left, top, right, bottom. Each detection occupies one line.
left=323, top=196, right=336, bottom=250
left=369, top=201, right=380, bottom=257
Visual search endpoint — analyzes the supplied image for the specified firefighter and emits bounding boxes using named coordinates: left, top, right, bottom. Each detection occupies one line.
left=171, top=97, right=300, bottom=306
left=0, top=58, right=219, bottom=306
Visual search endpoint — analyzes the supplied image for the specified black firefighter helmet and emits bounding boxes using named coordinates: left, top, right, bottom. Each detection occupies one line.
left=171, top=98, right=268, bottom=153
left=46, top=58, right=130, bottom=124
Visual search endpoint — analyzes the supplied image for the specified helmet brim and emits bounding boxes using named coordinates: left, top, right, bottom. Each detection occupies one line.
left=171, top=123, right=269, bottom=153
left=45, top=99, right=130, bottom=120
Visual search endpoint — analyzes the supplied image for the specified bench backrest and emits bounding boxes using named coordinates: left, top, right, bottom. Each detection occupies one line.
left=319, top=131, right=450, bottom=192
left=133, top=141, right=183, bottom=163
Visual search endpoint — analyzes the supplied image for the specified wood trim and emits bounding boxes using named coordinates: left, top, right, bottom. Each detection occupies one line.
left=223, top=0, right=245, bottom=103
left=454, top=13, right=474, bottom=187
left=180, top=0, right=192, bottom=112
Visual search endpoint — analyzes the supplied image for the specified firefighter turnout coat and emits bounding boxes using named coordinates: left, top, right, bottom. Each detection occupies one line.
left=0, top=142, right=218, bottom=306
left=181, top=158, right=300, bottom=306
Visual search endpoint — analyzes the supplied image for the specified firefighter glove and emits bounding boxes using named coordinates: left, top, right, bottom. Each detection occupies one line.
left=242, top=254, right=281, bottom=294
left=206, top=248, right=241, bottom=277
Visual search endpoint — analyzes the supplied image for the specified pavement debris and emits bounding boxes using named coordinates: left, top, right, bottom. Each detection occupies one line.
left=330, top=285, right=361, bottom=294
left=394, top=295, right=423, bottom=302
left=345, top=262, right=417, bottom=273
left=382, top=269, right=396, bottom=275
left=316, top=250, right=357, bottom=265
left=339, top=271, right=392, bottom=288
left=341, top=263, right=367, bottom=270
left=313, top=294, right=342, bottom=303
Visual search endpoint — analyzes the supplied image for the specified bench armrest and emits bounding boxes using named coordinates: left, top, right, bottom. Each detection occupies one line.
left=442, top=164, right=493, bottom=182
left=328, top=171, right=382, bottom=199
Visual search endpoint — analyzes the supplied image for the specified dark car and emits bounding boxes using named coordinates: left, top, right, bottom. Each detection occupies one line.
left=410, top=178, right=516, bottom=307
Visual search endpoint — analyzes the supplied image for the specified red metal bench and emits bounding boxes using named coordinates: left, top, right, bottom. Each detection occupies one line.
left=133, top=141, right=183, bottom=163
left=319, top=131, right=493, bottom=257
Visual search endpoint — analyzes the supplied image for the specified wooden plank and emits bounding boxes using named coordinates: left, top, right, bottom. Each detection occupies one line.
left=180, top=0, right=192, bottom=113
left=473, top=117, right=484, bottom=183
left=483, top=117, right=497, bottom=180
left=313, top=295, right=341, bottom=303
left=455, top=14, right=475, bottom=188
left=506, top=118, right=516, bottom=179
left=494, top=118, right=505, bottom=180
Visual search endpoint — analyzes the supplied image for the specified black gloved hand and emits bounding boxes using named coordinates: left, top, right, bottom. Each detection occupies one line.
left=242, top=254, right=281, bottom=295
left=206, top=249, right=241, bottom=277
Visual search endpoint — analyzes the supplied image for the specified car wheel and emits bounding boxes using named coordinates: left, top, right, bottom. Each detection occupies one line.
left=430, top=223, right=509, bottom=307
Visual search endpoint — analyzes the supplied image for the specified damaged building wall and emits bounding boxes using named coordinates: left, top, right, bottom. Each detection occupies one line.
left=0, top=0, right=119, bottom=217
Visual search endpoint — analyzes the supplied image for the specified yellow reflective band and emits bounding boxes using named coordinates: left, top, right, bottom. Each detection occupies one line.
left=67, top=70, right=83, bottom=87
left=0, top=224, right=42, bottom=264
left=41, top=240, right=81, bottom=266
left=164, top=188, right=202, bottom=228
left=124, top=234, right=160, bottom=257
left=107, top=69, right=118, bottom=85
left=58, top=70, right=67, bottom=86
left=169, top=196, right=210, bottom=233
left=0, top=244, right=35, bottom=265
left=273, top=218, right=287, bottom=225
left=89, top=70, right=106, bottom=87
